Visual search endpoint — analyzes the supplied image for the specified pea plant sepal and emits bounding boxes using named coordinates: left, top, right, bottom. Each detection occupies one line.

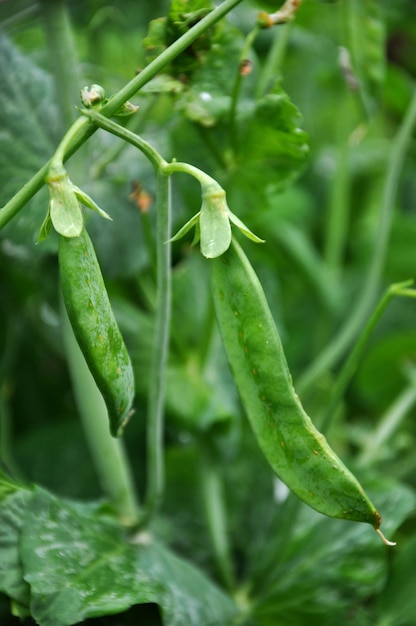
left=210, top=236, right=396, bottom=546
left=40, top=161, right=112, bottom=241
left=169, top=175, right=264, bottom=258
left=80, top=105, right=264, bottom=258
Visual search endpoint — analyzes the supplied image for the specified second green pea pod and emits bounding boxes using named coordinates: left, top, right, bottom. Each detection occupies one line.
left=211, top=238, right=384, bottom=534
left=59, top=226, right=135, bottom=437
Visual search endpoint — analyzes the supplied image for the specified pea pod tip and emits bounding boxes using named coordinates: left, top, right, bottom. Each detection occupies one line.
left=375, top=527, right=396, bottom=547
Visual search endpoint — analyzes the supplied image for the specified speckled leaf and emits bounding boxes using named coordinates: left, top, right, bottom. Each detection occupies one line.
left=236, top=85, right=309, bottom=191
left=0, top=33, right=58, bottom=248
left=19, top=488, right=158, bottom=626
left=0, top=489, right=33, bottom=608
left=176, top=19, right=249, bottom=126
left=139, top=540, right=237, bottom=626
left=19, top=488, right=236, bottom=626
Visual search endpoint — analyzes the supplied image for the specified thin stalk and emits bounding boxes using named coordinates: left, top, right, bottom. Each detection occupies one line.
left=82, top=109, right=220, bottom=188
left=51, top=116, right=90, bottom=168
left=229, top=22, right=261, bottom=152
left=297, top=87, right=416, bottom=394
left=358, top=382, right=416, bottom=467
left=320, top=281, right=416, bottom=433
left=91, top=95, right=157, bottom=180
left=0, top=0, right=245, bottom=231
left=143, top=171, right=172, bottom=521
left=324, top=134, right=351, bottom=274
left=200, top=442, right=235, bottom=591
left=60, top=298, right=140, bottom=526
left=256, top=21, right=293, bottom=98
left=81, top=109, right=167, bottom=170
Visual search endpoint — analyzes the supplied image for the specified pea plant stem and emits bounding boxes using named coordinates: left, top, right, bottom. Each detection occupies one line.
left=200, top=442, right=235, bottom=591
left=256, top=21, right=293, bottom=98
left=81, top=109, right=167, bottom=171
left=229, top=22, right=261, bottom=152
left=50, top=117, right=90, bottom=170
left=320, top=281, right=416, bottom=433
left=358, top=382, right=416, bottom=467
left=0, top=0, right=245, bottom=232
left=143, top=171, right=172, bottom=522
left=82, top=109, right=221, bottom=189
left=60, top=298, right=140, bottom=526
left=323, top=118, right=351, bottom=275
left=297, top=86, right=416, bottom=394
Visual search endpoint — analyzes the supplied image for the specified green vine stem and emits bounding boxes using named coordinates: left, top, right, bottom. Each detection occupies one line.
left=81, top=108, right=221, bottom=187
left=81, top=109, right=167, bottom=170
left=60, top=297, right=140, bottom=526
left=142, top=170, right=172, bottom=522
left=358, top=372, right=416, bottom=467
left=49, top=117, right=90, bottom=170
left=256, top=20, right=293, bottom=98
left=0, top=0, right=245, bottom=232
left=323, top=114, right=352, bottom=275
left=320, top=281, right=416, bottom=434
left=229, top=22, right=261, bottom=153
left=297, top=86, right=416, bottom=394
left=200, top=441, right=235, bottom=591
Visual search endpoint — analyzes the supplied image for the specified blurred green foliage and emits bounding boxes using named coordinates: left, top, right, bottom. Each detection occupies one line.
left=1, top=0, right=416, bottom=624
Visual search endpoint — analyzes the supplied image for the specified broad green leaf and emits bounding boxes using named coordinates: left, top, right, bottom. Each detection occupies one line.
left=0, top=33, right=58, bottom=246
left=235, top=84, right=309, bottom=192
left=168, top=0, right=213, bottom=25
left=139, top=539, right=237, bottom=626
left=20, top=488, right=237, bottom=626
left=20, top=489, right=157, bottom=626
left=176, top=19, right=252, bottom=126
left=179, top=90, right=231, bottom=127
left=143, top=0, right=215, bottom=79
left=0, top=490, right=33, bottom=608
left=142, top=17, right=168, bottom=65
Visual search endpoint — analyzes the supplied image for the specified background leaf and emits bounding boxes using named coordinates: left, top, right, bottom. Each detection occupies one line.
left=0, top=33, right=58, bottom=249
left=19, top=488, right=237, bottom=626
left=0, top=489, right=32, bottom=609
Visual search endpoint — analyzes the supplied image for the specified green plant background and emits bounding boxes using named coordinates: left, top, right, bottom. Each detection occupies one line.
left=1, top=0, right=416, bottom=624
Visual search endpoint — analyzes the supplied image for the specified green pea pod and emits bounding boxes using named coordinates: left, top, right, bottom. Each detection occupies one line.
left=211, top=238, right=393, bottom=542
left=59, top=227, right=135, bottom=437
